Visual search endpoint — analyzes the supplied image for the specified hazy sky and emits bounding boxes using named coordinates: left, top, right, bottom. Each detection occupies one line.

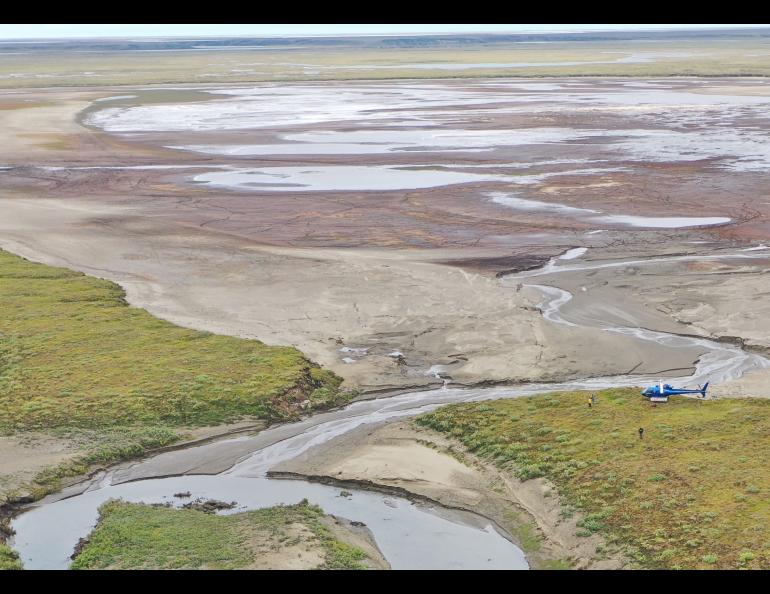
left=0, top=24, right=767, bottom=40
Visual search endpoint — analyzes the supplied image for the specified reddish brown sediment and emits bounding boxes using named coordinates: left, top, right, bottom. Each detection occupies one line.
left=2, top=78, right=770, bottom=392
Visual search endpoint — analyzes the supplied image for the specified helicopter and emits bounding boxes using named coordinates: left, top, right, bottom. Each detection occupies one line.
left=641, top=380, right=709, bottom=402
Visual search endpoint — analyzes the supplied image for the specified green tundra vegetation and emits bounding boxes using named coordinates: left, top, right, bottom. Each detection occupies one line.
left=416, top=389, right=770, bottom=569
left=70, top=500, right=371, bottom=570
left=0, top=544, right=23, bottom=570
left=4, top=41, right=770, bottom=89
left=0, top=249, right=349, bottom=496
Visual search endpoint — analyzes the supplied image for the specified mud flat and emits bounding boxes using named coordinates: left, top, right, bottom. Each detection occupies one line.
left=5, top=38, right=770, bottom=570
left=512, top=241, right=770, bottom=397
left=271, top=420, right=625, bottom=569
left=0, top=197, right=718, bottom=391
left=4, top=77, right=770, bottom=472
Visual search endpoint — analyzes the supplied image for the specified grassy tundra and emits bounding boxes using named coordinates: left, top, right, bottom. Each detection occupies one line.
left=417, top=389, right=770, bottom=569
left=4, top=41, right=770, bottom=89
left=0, top=544, right=22, bottom=570
left=70, top=500, right=373, bottom=570
left=0, top=248, right=349, bottom=501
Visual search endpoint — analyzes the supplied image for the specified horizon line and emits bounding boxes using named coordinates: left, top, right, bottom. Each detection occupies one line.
left=2, top=25, right=770, bottom=42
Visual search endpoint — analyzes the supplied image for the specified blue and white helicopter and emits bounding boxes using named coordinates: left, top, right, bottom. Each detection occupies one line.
left=641, top=381, right=709, bottom=402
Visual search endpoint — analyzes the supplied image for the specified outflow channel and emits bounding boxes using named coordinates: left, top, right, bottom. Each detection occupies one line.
left=11, top=247, right=770, bottom=569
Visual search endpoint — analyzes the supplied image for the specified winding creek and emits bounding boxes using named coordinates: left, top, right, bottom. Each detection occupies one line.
left=10, top=246, right=770, bottom=570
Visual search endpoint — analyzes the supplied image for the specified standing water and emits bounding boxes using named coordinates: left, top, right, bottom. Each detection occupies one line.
left=11, top=246, right=770, bottom=569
